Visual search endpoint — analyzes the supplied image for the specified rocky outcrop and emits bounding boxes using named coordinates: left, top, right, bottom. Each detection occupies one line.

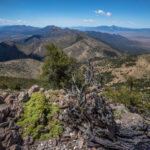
left=28, top=85, right=40, bottom=96
left=18, top=92, right=29, bottom=102
left=0, top=92, right=27, bottom=149
left=0, top=80, right=150, bottom=150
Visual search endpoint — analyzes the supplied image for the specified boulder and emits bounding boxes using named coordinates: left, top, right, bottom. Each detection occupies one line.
left=5, top=94, right=16, bottom=106
left=0, top=127, right=6, bottom=141
left=4, top=130, right=22, bottom=148
left=0, top=104, right=10, bottom=123
left=111, top=104, right=143, bottom=127
left=28, top=85, right=40, bottom=96
left=18, top=92, right=29, bottom=102
left=9, top=144, right=22, bottom=150
left=0, top=141, right=5, bottom=150
left=23, top=135, right=34, bottom=145
left=2, top=92, right=9, bottom=100
left=39, top=88, right=45, bottom=93
left=0, top=96, right=4, bottom=104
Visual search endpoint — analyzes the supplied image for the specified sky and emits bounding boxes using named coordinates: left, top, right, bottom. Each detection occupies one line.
left=0, top=0, right=150, bottom=28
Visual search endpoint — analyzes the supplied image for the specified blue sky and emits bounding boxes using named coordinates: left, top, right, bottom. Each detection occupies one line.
left=0, top=0, right=150, bottom=28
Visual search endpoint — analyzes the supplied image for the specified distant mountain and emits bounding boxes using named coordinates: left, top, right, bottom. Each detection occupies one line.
left=72, top=25, right=150, bottom=52
left=0, top=41, right=28, bottom=61
left=71, top=25, right=150, bottom=34
left=86, top=31, right=150, bottom=54
left=0, top=26, right=121, bottom=62
left=0, top=25, right=39, bottom=42
left=1, top=25, right=150, bottom=62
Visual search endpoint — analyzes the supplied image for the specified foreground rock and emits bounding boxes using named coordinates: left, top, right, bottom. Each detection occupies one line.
left=111, top=104, right=143, bottom=127
left=59, top=61, right=150, bottom=150
left=0, top=92, right=24, bottom=149
left=0, top=75, right=150, bottom=150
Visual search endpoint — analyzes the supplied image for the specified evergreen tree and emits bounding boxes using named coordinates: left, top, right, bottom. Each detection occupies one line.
left=40, top=43, right=76, bottom=89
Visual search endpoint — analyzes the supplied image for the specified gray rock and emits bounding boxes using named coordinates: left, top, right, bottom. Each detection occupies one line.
left=0, top=141, right=4, bottom=150
left=0, top=96, right=4, bottom=104
left=0, top=127, right=6, bottom=141
left=2, top=92, right=9, bottom=100
left=23, top=135, right=34, bottom=145
left=4, top=130, right=22, bottom=148
left=0, top=121, right=9, bottom=128
left=18, top=92, right=29, bottom=102
left=9, top=144, right=22, bottom=150
left=0, top=104, right=10, bottom=123
left=39, top=88, right=45, bottom=93
left=5, top=94, right=16, bottom=105
left=28, top=85, right=40, bottom=96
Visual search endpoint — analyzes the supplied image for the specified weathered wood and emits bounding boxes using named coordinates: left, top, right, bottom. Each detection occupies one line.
left=61, top=60, right=150, bottom=150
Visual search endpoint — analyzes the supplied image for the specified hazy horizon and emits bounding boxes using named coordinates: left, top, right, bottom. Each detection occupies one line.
left=1, top=24, right=150, bottom=29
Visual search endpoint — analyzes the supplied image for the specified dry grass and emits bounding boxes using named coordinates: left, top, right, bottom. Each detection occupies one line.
left=0, top=58, right=43, bottom=79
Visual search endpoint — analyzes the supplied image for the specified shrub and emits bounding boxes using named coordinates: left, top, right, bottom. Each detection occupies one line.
left=0, top=76, right=39, bottom=90
left=17, top=92, right=63, bottom=139
left=102, top=86, right=147, bottom=113
left=40, top=43, right=77, bottom=89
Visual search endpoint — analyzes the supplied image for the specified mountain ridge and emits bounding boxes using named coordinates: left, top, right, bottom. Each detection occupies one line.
left=0, top=25, right=150, bottom=62
left=0, top=26, right=121, bottom=62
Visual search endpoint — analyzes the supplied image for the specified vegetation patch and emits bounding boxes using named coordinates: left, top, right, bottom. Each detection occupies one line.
left=103, top=71, right=115, bottom=84
left=102, top=86, right=150, bottom=115
left=103, top=50, right=118, bottom=57
left=113, top=110, right=121, bottom=120
left=17, top=92, right=63, bottom=140
left=106, top=55, right=137, bottom=68
left=0, top=76, right=39, bottom=91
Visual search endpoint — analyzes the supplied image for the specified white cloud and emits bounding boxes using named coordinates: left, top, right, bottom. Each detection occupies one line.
left=95, top=10, right=112, bottom=17
left=83, top=19, right=95, bottom=23
left=106, top=12, right=112, bottom=16
left=94, top=10, right=105, bottom=15
left=0, top=18, right=26, bottom=25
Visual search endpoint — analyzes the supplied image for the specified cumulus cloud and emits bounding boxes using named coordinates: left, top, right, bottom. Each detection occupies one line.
left=105, top=12, right=112, bottom=16
left=0, top=18, right=26, bottom=25
left=83, top=19, right=95, bottom=23
left=95, top=10, right=112, bottom=17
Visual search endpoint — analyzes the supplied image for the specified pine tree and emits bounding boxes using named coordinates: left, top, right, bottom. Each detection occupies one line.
left=40, top=43, right=76, bottom=89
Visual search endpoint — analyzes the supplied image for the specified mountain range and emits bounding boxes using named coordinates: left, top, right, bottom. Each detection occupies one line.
left=71, top=25, right=150, bottom=34
left=0, top=25, right=150, bottom=62
left=72, top=25, right=150, bottom=51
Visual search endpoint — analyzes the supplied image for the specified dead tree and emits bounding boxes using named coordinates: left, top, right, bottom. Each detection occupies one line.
left=61, top=60, right=150, bottom=150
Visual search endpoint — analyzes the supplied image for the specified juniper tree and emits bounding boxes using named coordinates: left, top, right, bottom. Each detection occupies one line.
left=40, top=43, right=76, bottom=89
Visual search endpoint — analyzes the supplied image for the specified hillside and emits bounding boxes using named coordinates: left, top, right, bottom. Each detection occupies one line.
left=0, top=53, right=150, bottom=86
left=0, top=26, right=121, bottom=62
left=90, top=54, right=150, bottom=86
left=0, top=25, right=39, bottom=42
left=0, top=41, right=28, bottom=61
left=0, top=59, right=43, bottom=79
left=86, top=31, right=150, bottom=54
left=72, top=25, right=150, bottom=52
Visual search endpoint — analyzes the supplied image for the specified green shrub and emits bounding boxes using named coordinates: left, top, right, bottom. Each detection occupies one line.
left=0, top=76, right=39, bottom=90
left=17, top=92, right=63, bottom=139
left=40, top=43, right=77, bottom=89
left=102, top=86, right=147, bottom=113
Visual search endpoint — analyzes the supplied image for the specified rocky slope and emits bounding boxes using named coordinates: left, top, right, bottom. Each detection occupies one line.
left=0, top=59, right=43, bottom=79
left=0, top=62, right=150, bottom=150
left=0, top=54, right=150, bottom=81
left=91, top=54, right=150, bottom=85
left=0, top=83, right=150, bottom=150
